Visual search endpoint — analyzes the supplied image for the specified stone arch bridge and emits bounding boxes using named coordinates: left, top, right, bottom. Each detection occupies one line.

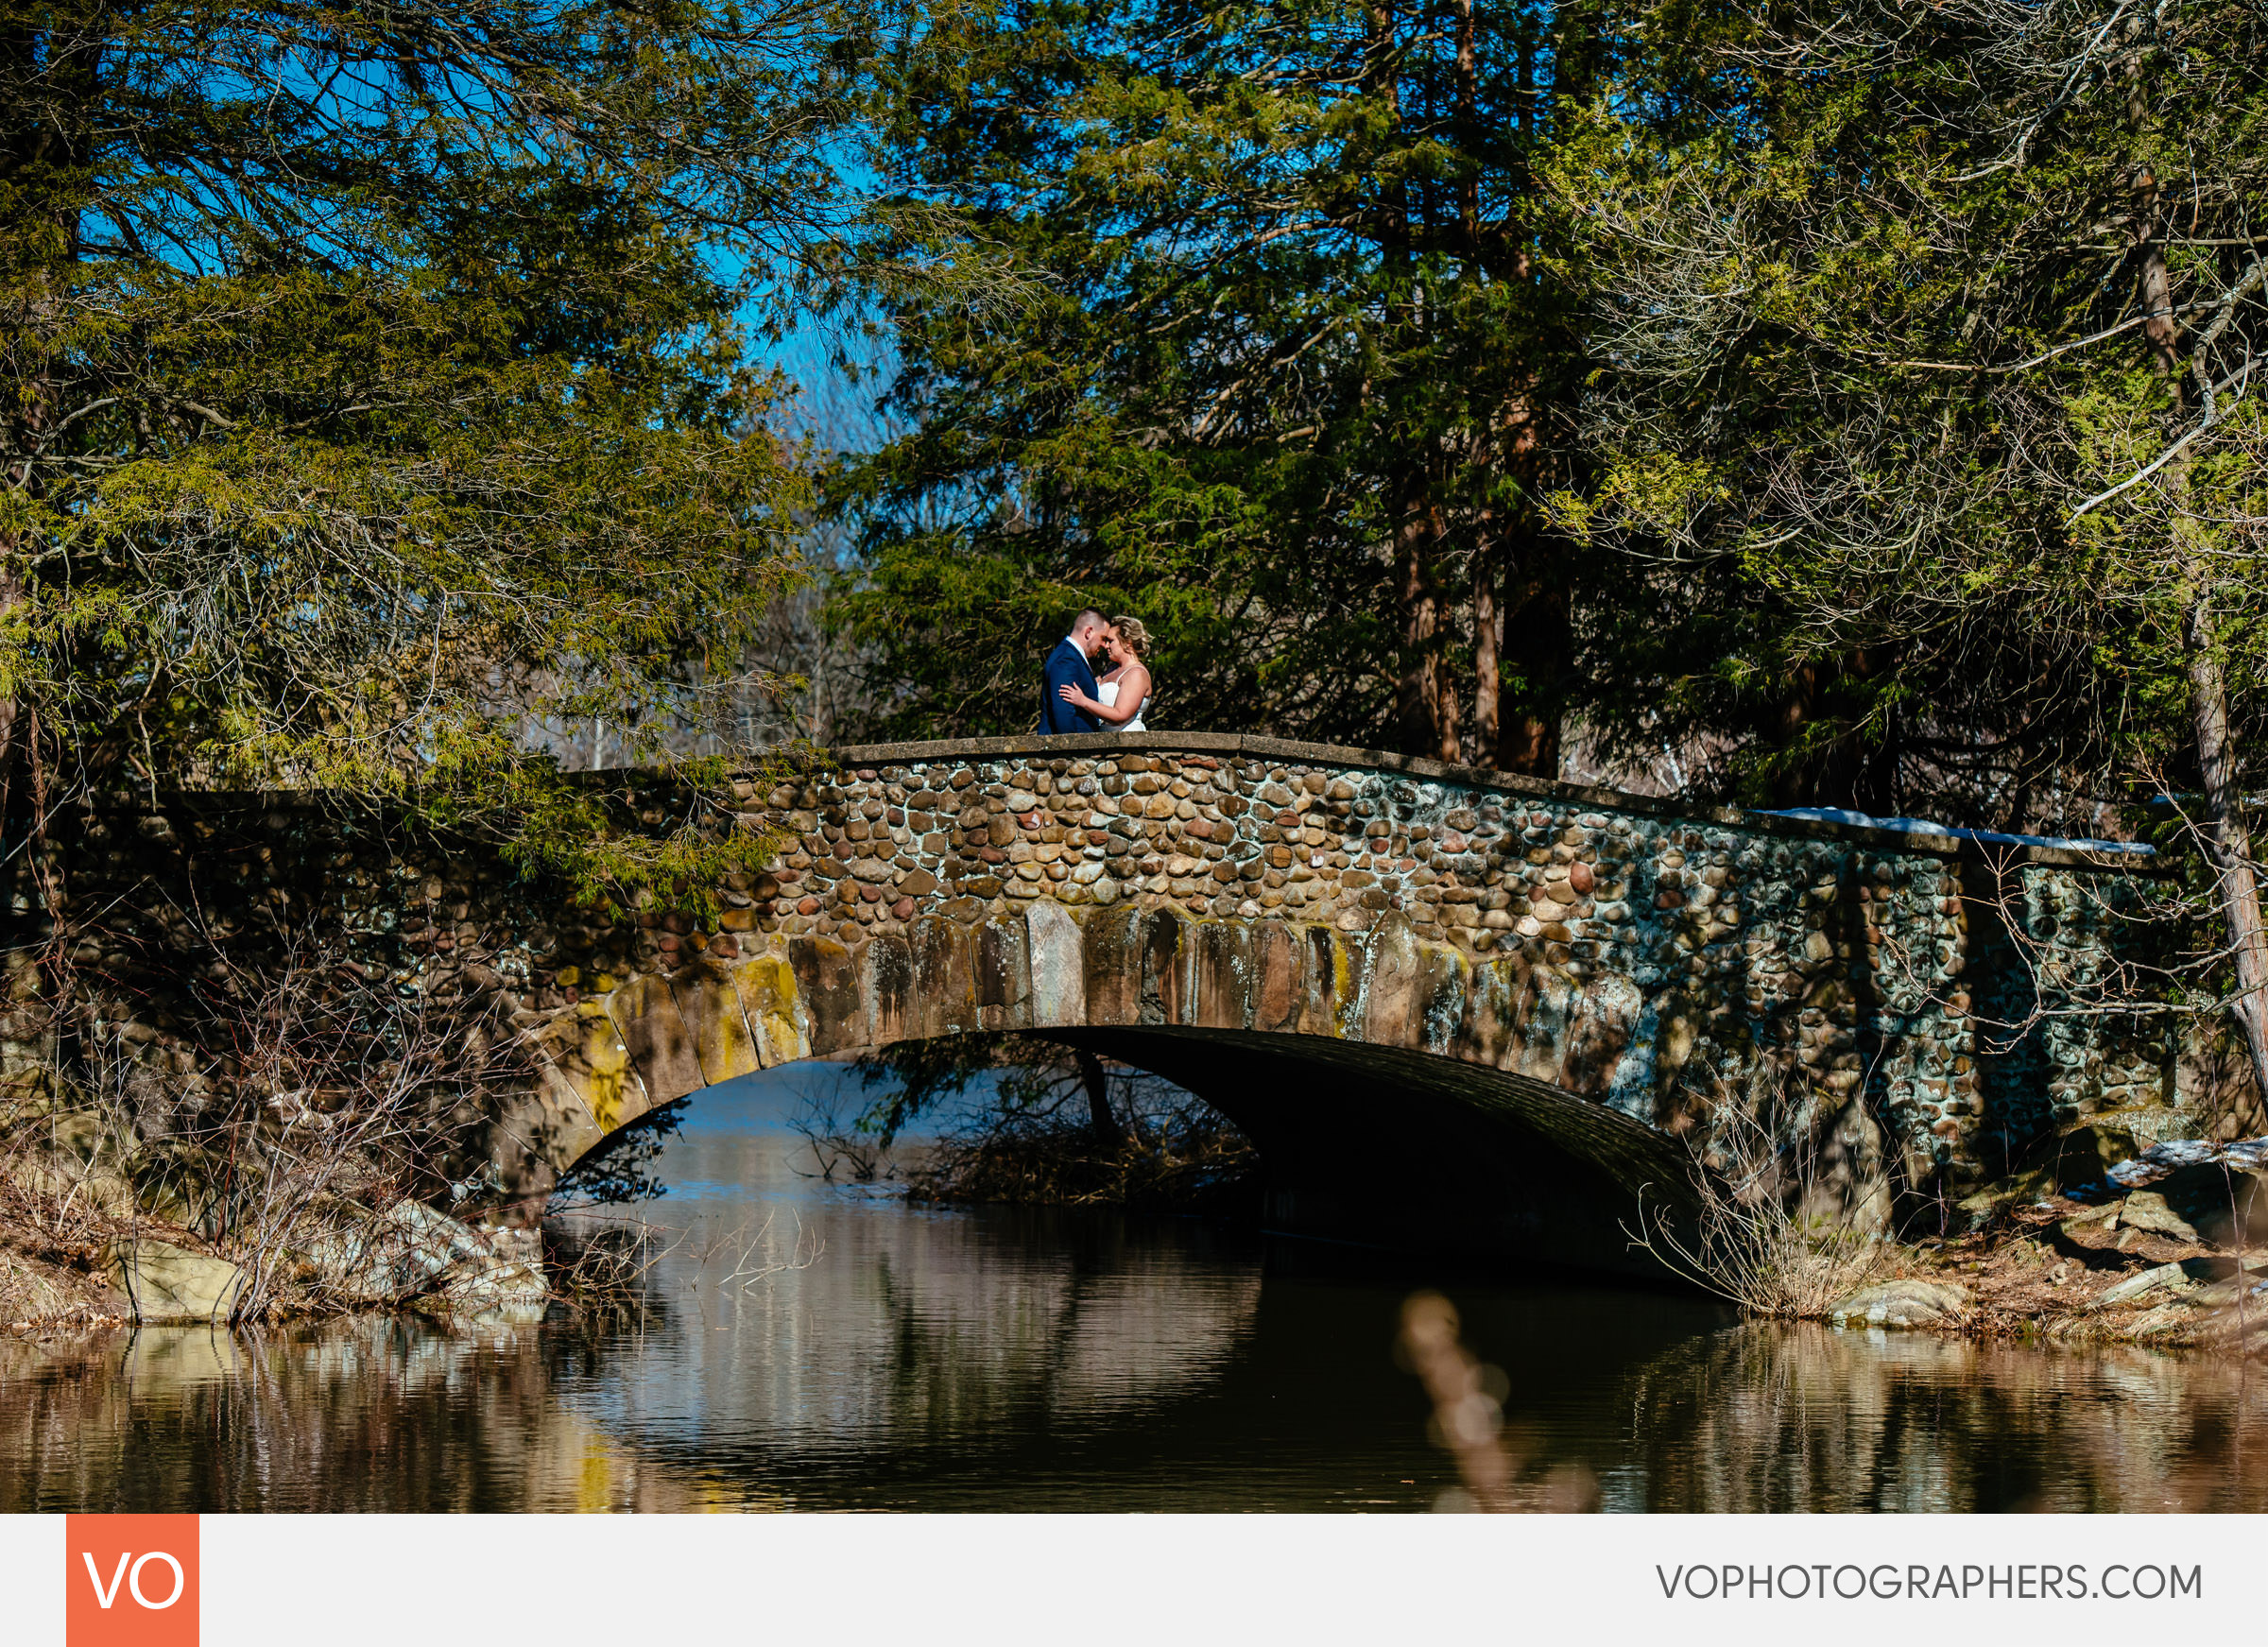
left=20, top=735, right=2190, bottom=1272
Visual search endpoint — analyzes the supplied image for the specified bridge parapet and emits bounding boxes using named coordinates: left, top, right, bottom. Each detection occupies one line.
left=8, top=734, right=2191, bottom=1252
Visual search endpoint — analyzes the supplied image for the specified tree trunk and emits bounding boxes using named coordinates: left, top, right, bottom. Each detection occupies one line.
left=2121, top=47, right=2268, bottom=1104
left=1395, top=478, right=1442, bottom=758
left=1454, top=0, right=1479, bottom=247
left=1427, top=499, right=1460, bottom=764
left=1771, top=655, right=1895, bottom=813
left=1548, top=0, right=1604, bottom=117
left=2184, top=595, right=2268, bottom=1092
left=1471, top=547, right=1499, bottom=764
left=1489, top=343, right=1555, bottom=772
left=1847, top=710, right=1899, bottom=817
left=1494, top=523, right=1565, bottom=777
left=0, top=565, right=19, bottom=833
left=2150, top=222, right=2268, bottom=1104
left=1075, top=1050, right=1126, bottom=1152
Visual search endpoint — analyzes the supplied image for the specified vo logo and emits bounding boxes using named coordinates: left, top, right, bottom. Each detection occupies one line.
left=65, top=1517, right=198, bottom=1646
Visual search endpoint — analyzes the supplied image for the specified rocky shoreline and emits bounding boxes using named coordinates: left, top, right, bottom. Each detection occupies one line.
left=2, top=1194, right=550, bottom=1342
left=13, top=1130, right=2265, bottom=1357
left=1817, top=1136, right=2268, bottom=1355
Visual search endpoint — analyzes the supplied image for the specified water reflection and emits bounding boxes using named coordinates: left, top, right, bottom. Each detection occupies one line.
left=609, top=1132, right=1263, bottom=1464
left=1, top=1068, right=2264, bottom=1512
left=0, top=1318, right=757, bottom=1512
left=1601, top=1323, right=2268, bottom=1513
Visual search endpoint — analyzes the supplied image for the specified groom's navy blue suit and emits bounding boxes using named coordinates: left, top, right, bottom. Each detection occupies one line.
left=1040, top=637, right=1101, bottom=734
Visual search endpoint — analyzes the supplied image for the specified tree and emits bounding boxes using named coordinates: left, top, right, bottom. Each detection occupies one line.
left=827, top=0, right=1607, bottom=767
left=1548, top=0, right=2268, bottom=1087
left=1, top=0, right=865, bottom=905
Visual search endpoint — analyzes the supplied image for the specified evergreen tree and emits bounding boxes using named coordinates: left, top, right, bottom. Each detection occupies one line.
left=1, top=1, right=862, bottom=901
left=831, top=0, right=1606, bottom=767
left=1549, top=0, right=2268, bottom=1080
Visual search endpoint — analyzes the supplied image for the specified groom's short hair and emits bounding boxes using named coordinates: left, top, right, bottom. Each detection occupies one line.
left=1070, top=607, right=1106, bottom=633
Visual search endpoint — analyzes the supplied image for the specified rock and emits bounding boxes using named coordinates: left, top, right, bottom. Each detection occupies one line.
left=2053, top=1130, right=2259, bottom=1208
left=2092, top=1261, right=2191, bottom=1310
left=108, top=1238, right=246, bottom=1324
left=1957, top=1174, right=2050, bottom=1230
left=1024, top=901, right=1085, bottom=1027
left=393, top=1207, right=547, bottom=1324
left=1826, top=1279, right=1972, bottom=1329
left=2112, top=1191, right=2199, bottom=1243
left=2043, top=1114, right=2156, bottom=1192
left=2123, top=1297, right=2209, bottom=1340
left=415, top=1257, right=548, bottom=1325
left=2184, top=1268, right=2268, bottom=1310
left=299, top=1200, right=548, bottom=1322
left=2058, top=1199, right=2120, bottom=1236
left=2104, top=1133, right=2223, bottom=1186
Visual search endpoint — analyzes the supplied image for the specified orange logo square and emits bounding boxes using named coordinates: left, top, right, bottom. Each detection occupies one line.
left=65, top=1516, right=198, bottom=1647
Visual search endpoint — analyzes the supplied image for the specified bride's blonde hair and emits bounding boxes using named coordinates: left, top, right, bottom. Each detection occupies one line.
left=1109, top=615, right=1152, bottom=659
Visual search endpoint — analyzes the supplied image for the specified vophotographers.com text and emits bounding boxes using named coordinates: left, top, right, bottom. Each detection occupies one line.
left=1657, top=1564, right=2201, bottom=1602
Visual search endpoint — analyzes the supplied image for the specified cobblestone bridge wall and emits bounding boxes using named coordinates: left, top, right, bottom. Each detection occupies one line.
left=5, top=734, right=2193, bottom=1246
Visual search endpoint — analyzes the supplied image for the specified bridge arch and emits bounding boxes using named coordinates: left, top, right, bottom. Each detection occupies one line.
left=531, top=899, right=1710, bottom=1269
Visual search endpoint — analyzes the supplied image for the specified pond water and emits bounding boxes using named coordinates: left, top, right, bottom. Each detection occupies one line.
left=4, top=1067, right=2266, bottom=1513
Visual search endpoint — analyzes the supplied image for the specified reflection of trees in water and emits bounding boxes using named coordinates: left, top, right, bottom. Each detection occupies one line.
left=868, top=1223, right=1266, bottom=1446
left=1614, top=1324, right=2268, bottom=1512
left=610, top=1186, right=1265, bottom=1465
left=0, top=1143, right=1269, bottom=1512
left=575, top=1129, right=1267, bottom=1472
left=0, top=1322, right=762, bottom=1513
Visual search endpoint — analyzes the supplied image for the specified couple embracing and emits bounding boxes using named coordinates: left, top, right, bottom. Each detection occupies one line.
left=1040, top=608, right=1152, bottom=735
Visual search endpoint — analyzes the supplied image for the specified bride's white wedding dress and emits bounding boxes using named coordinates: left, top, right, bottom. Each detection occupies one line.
left=1097, top=676, right=1149, bottom=731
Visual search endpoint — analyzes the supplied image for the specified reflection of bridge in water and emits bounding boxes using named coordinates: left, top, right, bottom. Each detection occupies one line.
left=9, top=1195, right=2268, bottom=1512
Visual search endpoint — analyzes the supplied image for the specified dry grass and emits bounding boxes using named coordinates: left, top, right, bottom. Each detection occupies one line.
left=541, top=1215, right=672, bottom=1325
left=1629, top=1090, right=1893, bottom=1318
left=1, top=1025, right=190, bottom=1330
left=0, top=1241, right=129, bottom=1334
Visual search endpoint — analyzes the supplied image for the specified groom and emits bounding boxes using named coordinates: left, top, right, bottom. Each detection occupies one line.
left=1040, top=609, right=1109, bottom=735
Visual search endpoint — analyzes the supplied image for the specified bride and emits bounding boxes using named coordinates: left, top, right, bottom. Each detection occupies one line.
left=1057, top=614, right=1152, bottom=731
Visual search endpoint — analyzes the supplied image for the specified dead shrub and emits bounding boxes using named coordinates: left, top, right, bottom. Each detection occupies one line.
left=906, top=1113, right=1257, bottom=1210
left=1631, top=1079, right=1893, bottom=1318
left=3, top=921, right=536, bottom=1324
left=541, top=1214, right=670, bottom=1325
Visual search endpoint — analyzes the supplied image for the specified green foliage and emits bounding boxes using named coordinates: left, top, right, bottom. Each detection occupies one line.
left=826, top=0, right=1594, bottom=755
left=1, top=1, right=864, bottom=902
left=1547, top=0, right=2268, bottom=823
